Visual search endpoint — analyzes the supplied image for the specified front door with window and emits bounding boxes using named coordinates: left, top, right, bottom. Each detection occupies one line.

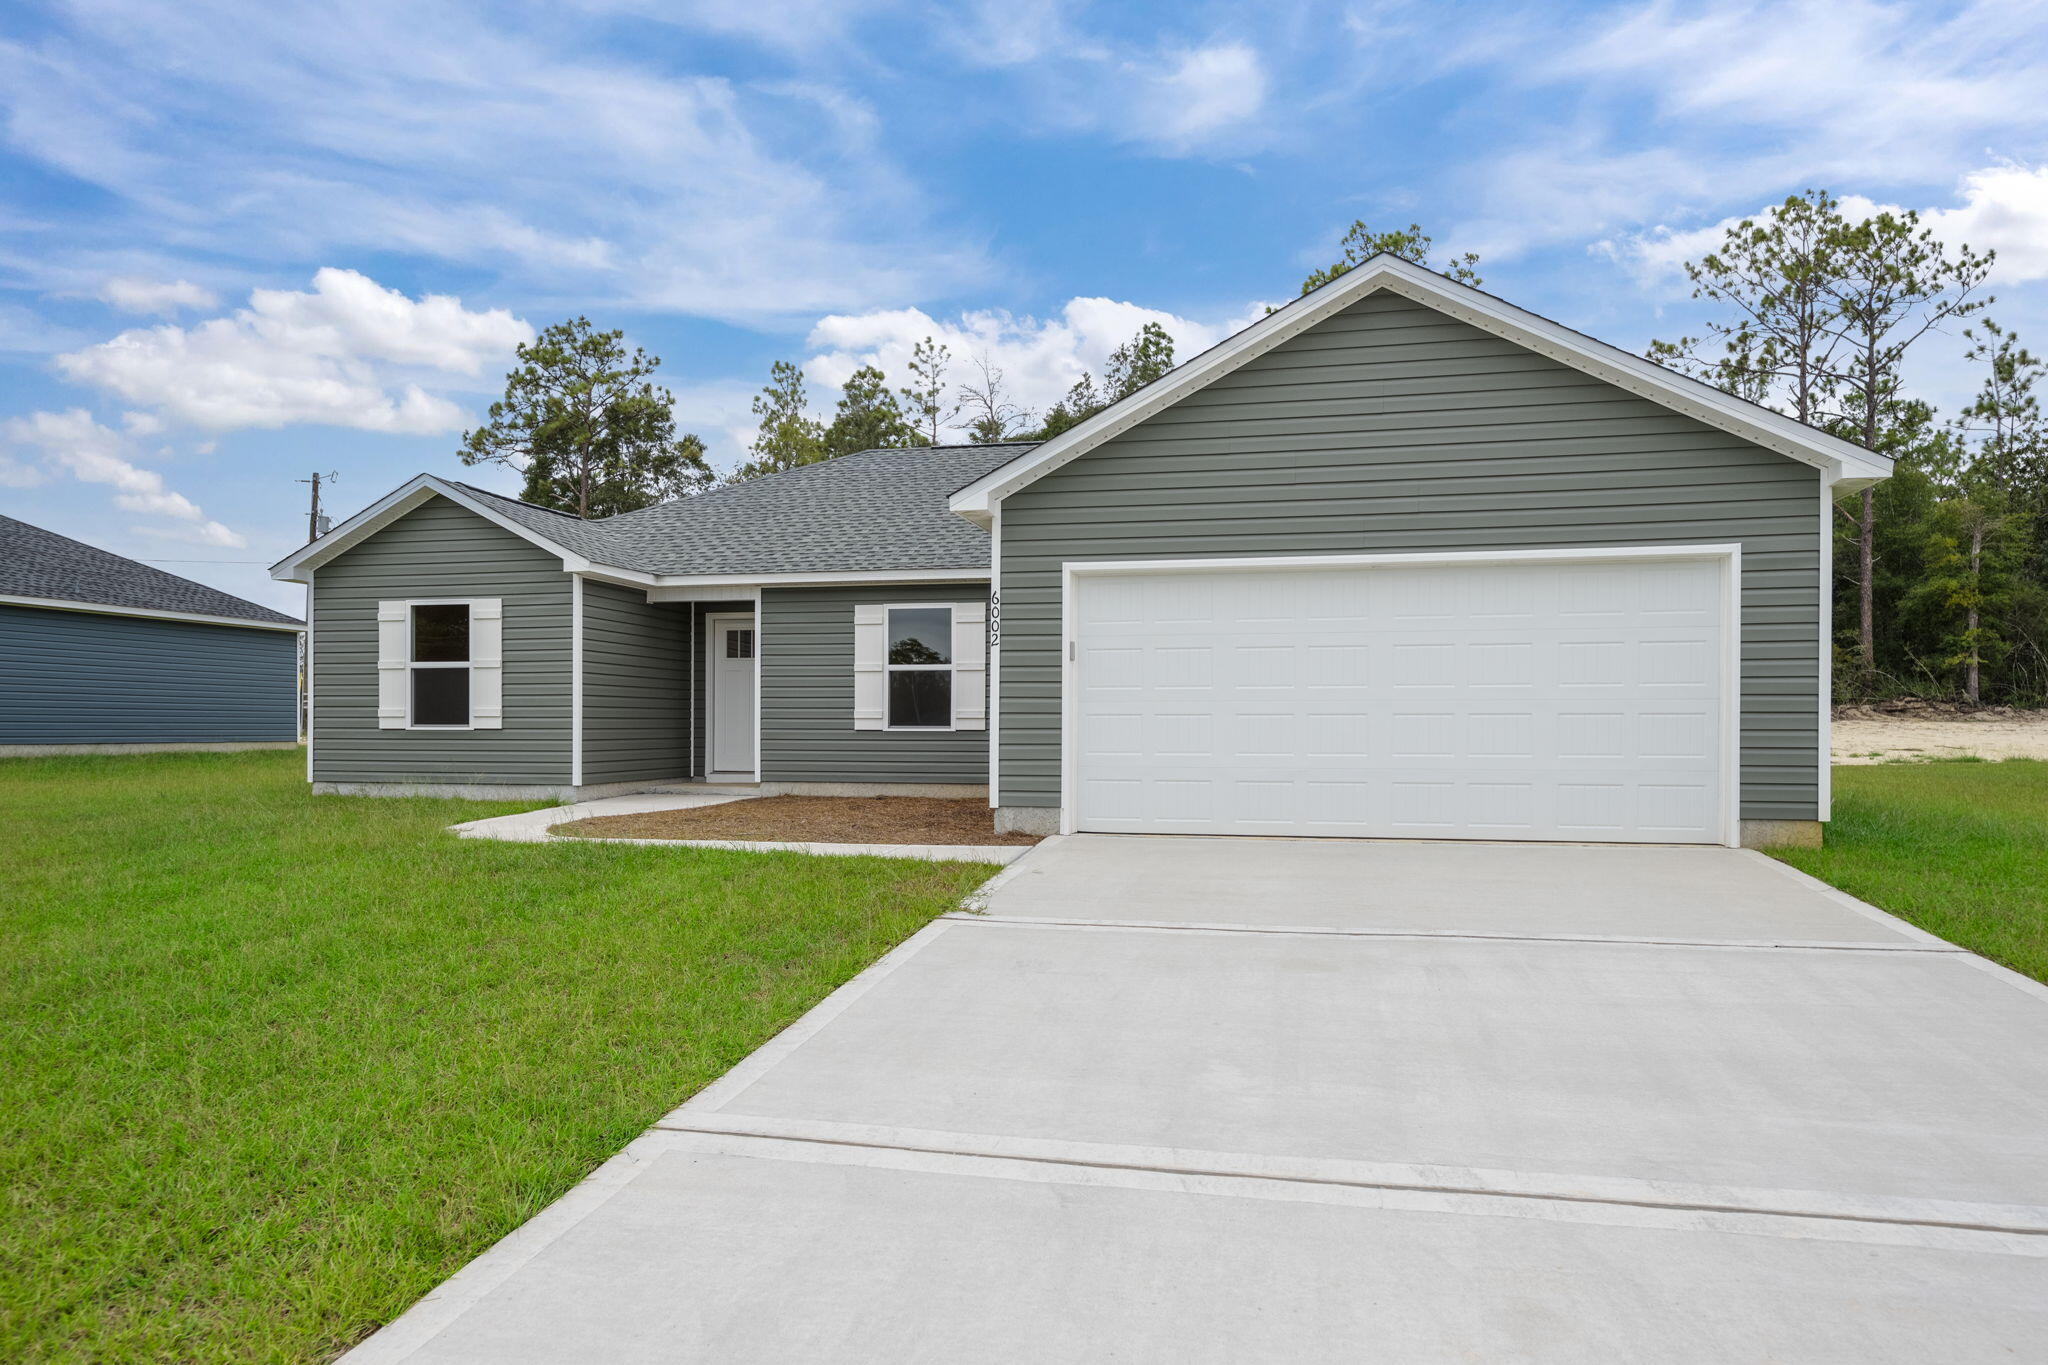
left=707, top=613, right=756, bottom=777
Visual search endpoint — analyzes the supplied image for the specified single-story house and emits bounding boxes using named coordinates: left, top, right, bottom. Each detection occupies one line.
left=1, top=514, right=304, bottom=754
left=271, top=256, right=1891, bottom=847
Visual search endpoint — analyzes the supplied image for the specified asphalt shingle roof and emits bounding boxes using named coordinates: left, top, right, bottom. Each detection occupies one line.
left=450, top=443, right=1033, bottom=576
left=0, top=514, right=302, bottom=625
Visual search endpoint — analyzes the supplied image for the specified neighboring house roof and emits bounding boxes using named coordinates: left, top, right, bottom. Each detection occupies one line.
left=1, top=514, right=303, bottom=629
left=947, top=253, right=1895, bottom=526
left=272, top=444, right=1033, bottom=585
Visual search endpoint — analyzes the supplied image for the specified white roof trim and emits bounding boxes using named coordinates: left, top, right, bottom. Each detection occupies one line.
left=273, top=473, right=996, bottom=588
left=270, top=475, right=592, bottom=583
left=947, top=254, right=1892, bottom=525
left=2, top=593, right=304, bottom=632
left=643, top=567, right=989, bottom=599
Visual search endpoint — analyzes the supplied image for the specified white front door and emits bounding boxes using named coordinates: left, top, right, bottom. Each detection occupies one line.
left=1070, top=553, right=1732, bottom=844
left=706, top=613, right=757, bottom=777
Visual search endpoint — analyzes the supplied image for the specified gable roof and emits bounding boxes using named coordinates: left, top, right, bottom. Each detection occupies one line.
left=271, top=444, right=1031, bottom=585
left=1, top=514, right=303, bottom=629
left=947, top=254, right=1893, bottom=526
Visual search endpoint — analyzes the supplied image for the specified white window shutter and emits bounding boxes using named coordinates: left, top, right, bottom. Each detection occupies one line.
left=852, top=604, right=885, bottom=730
left=377, top=602, right=408, bottom=728
left=952, top=600, right=987, bottom=730
left=470, top=598, right=504, bottom=729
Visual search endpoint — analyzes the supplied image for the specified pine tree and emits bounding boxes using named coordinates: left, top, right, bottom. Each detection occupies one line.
left=459, top=317, right=711, bottom=517
left=1299, top=221, right=1480, bottom=294
left=899, top=338, right=960, bottom=445
left=822, top=365, right=916, bottom=458
left=728, top=361, right=824, bottom=482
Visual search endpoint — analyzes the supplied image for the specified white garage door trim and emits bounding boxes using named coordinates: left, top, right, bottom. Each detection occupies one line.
left=1059, top=544, right=1742, bottom=846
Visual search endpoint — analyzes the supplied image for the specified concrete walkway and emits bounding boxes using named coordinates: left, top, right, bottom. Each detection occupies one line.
left=345, top=836, right=2048, bottom=1363
left=448, top=792, right=1033, bottom=864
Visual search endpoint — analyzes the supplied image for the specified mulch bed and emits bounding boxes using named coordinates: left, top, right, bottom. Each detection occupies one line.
left=552, top=795, right=1043, bottom=846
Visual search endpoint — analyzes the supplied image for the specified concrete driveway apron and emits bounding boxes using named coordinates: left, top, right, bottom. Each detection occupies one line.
left=345, top=836, right=2048, bottom=1364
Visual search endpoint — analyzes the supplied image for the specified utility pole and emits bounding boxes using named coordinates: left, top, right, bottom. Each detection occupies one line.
left=293, top=472, right=336, bottom=745
left=297, top=471, right=338, bottom=542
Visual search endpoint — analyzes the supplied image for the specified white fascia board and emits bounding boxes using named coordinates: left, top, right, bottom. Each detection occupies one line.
left=270, top=475, right=595, bottom=582
left=2, top=593, right=305, bottom=632
left=947, top=255, right=1891, bottom=522
left=643, top=567, right=989, bottom=601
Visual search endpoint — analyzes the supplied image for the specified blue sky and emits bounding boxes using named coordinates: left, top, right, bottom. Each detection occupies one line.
left=2, top=0, right=2046, bottom=614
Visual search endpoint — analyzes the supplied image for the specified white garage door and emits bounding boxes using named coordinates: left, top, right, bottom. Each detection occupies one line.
left=1070, top=554, right=1731, bottom=844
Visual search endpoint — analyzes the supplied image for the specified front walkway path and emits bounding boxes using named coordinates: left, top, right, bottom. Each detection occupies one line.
left=344, top=837, right=2048, bottom=1363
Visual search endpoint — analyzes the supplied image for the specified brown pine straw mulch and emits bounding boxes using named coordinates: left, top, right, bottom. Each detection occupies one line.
left=551, top=795, right=1043, bottom=846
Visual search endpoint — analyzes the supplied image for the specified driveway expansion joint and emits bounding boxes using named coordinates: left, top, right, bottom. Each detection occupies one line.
left=941, top=911, right=1967, bottom=954
left=651, top=1119, right=2048, bottom=1243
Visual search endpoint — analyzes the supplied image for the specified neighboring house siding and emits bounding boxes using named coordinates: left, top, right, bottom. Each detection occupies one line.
left=580, top=578, right=689, bottom=784
left=761, top=583, right=989, bottom=786
left=997, top=290, right=1825, bottom=822
left=0, top=603, right=298, bottom=743
left=312, top=496, right=572, bottom=785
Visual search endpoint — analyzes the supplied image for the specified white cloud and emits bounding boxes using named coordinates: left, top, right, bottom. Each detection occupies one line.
left=1130, top=44, right=1268, bottom=150
left=0, top=1, right=984, bottom=322
left=1921, top=165, right=2048, bottom=283
left=129, top=520, right=248, bottom=548
left=1597, top=167, right=2048, bottom=290
left=54, top=268, right=531, bottom=433
left=98, top=276, right=218, bottom=314
left=932, top=7, right=1269, bottom=156
left=1463, top=0, right=2048, bottom=258
left=802, top=295, right=1269, bottom=435
left=0, top=454, right=48, bottom=487
left=3, top=409, right=244, bottom=546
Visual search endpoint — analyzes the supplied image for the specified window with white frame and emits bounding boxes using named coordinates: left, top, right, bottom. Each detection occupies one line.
left=409, top=602, right=472, bottom=727
left=885, top=604, right=952, bottom=728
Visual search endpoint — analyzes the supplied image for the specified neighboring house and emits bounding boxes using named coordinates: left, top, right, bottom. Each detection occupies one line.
left=1, top=514, right=304, bottom=754
left=271, top=256, right=1891, bottom=847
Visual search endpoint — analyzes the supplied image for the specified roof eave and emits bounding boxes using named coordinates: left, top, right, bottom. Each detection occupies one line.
left=270, top=474, right=600, bottom=582
left=945, top=255, right=1891, bottom=522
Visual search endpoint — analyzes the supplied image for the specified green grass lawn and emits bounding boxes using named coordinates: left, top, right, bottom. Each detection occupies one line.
left=1772, top=759, right=2048, bottom=984
left=0, top=751, right=995, bottom=1364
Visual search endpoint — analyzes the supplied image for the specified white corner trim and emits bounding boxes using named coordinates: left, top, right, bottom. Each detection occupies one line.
left=304, top=568, right=316, bottom=782
left=752, top=600, right=764, bottom=784
left=947, top=254, right=1891, bottom=523
left=1, top=593, right=305, bottom=633
left=1818, top=483, right=1834, bottom=821
left=1058, top=544, right=1746, bottom=847
left=987, top=506, right=1002, bottom=808
left=570, top=573, right=585, bottom=788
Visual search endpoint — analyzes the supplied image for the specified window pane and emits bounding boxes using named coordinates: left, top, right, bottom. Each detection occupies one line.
left=412, top=667, right=470, bottom=726
left=888, top=669, right=951, bottom=728
left=726, top=628, right=754, bottom=659
left=412, top=603, right=470, bottom=662
left=887, top=607, right=951, bottom=665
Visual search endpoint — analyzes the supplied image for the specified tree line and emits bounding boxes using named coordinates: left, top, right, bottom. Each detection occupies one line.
left=728, top=322, right=1181, bottom=481
left=1642, top=191, right=2043, bottom=706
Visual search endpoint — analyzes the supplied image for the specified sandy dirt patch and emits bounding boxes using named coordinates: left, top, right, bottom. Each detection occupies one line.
left=1833, top=710, right=2048, bottom=764
left=553, top=795, right=1043, bottom=846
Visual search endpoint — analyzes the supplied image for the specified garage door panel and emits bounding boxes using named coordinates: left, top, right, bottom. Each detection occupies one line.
left=1072, top=557, right=1729, bottom=844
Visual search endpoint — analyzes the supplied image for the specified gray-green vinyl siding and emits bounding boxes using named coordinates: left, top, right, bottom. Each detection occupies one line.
left=0, top=603, right=298, bottom=743
left=579, top=579, right=689, bottom=784
left=761, top=583, right=989, bottom=786
left=997, top=290, right=1825, bottom=821
left=311, top=496, right=572, bottom=785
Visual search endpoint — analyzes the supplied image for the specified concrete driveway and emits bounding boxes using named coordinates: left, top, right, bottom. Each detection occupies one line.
left=346, top=837, right=2048, bottom=1363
